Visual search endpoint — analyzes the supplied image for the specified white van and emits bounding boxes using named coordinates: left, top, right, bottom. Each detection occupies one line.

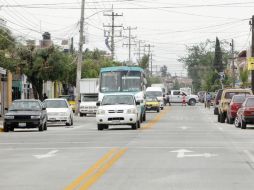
left=146, top=87, right=164, bottom=110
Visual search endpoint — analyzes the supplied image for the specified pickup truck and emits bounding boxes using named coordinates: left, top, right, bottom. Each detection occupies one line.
left=168, top=90, right=199, bottom=106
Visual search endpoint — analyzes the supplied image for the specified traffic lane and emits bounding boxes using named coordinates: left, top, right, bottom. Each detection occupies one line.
left=90, top=105, right=254, bottom=190
left=0, top=111, right=159, bottom=190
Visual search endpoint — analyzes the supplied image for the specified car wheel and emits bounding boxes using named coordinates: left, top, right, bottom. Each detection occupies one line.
left=9, top=126, right=14, bottom=132
left=4, top=123, right=9, bottom=132
left=142, top=113, right=146, bottom=122
left=189, top=99, right=196, bottom=106
left=131, top=121, right=138, bottom=130
left=43, top=122, right=47, bottom=131
left=80, top=113, right=84, bottom=117
left=38, top=124, right=44, bottom=131
left=234, top=117, right=240, bottom=128
left=97, top=124, right=104, bottom=131
left=104, top=125, right=109, bottom=129
left=66, top=116, right=72, bottom=126
left=241, top=120, right=247, bottom=129
left=137, top=121, right=141, bottom=128
left=84, top=114, right=87, bottom=117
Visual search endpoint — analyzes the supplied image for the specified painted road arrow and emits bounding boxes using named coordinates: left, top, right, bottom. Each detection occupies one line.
left=171, top=149, right=217, bottom=158
left=33, top=150, right=59, bottom=159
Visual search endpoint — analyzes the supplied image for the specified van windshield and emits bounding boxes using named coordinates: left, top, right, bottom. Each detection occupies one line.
left=146, top=91, right=162, bottom=98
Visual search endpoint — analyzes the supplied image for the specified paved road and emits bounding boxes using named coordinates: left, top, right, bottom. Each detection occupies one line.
left=1, top=104, right=254, bottom=190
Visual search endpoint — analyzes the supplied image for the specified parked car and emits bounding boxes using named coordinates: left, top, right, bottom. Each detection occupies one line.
left=197, top=91, right=206, bottom=103
left=145, top=97, right=160, bottom=112
left=218, top=88, right=253, bottom=123
left=96, top=94, right=141, bottom=130
left=234, top=96, right=254, bottom=129
left=226, top=94, right=249, bottom=124
left=3, top=99, right=47, bottom=132
left=214, top=89, right=223, bottom=115
left=44, top=98, right=74, bottom=126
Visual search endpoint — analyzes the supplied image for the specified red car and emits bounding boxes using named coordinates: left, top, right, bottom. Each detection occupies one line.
left=235, top=96, right=254, bottom=129
left=226, top=95, right=248, bottom=124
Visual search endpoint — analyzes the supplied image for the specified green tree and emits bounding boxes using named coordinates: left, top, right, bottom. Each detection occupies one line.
left=239, top=67, right=249, bottom=88
left=138, top=54, right=149, bottom=69
left=213, top=37, right=223, bottom=72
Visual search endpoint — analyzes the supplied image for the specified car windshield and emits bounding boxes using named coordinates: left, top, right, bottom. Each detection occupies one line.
left=101, top=95, right=134, bottom=105
left=44, top=100, right=68, bottom=108
left=225, top=92, right=251, bottom=100
left=9, top=101, right=41, bottom=111
left=246, top=98, right=254, bottom=107
left=146, top=91, right=162, bottom=97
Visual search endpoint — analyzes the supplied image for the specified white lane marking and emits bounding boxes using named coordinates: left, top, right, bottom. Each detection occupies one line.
left=243, top=150, right=254, bottom=162
left=33, top=150, right=59, bottom=159
left=179, top=126, right=190, bottom=130
left=171, top=149, right=218, bottom=158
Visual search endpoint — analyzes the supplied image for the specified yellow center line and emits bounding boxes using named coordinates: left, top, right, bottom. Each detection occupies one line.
left=141, top=107, right=170, bottom=130
left=79, top=148, right=128, bottom=190
left=64, top=148, right=119, bottom=190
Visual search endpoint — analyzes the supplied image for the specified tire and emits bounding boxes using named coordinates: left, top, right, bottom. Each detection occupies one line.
left=131, top=122, right=138, bottom=130
left=142, top=112, right=146, bottom=122
left=84, top=114, right=87, bottom=117
left=241, top=120, right=247, bottom=129
left=3, top=123, right=9, bottom=132
left=234, top=117, right=240, bottom=128
left=97, top=124, right=104, bottom=131
left=43, top=122, right=47, bottom=131
left=38, top=124, right=44, bottom=131
left=9, top=126, right=14, bottom=132
left=80, top=113, right=84, bottom=117
left=104, top=125, right=108, bottom=129
left=66, top=116, right=72, bottom=126
left=188, top=99, right=196, bottom=106
left=137, top=121, right=141, bottom=128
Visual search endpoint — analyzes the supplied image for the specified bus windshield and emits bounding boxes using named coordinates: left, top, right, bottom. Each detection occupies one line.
left=100, top=71, right=141, bottom=93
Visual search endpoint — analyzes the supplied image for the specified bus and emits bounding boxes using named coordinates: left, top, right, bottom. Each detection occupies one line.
left=99, top=66, right=147, bottom=122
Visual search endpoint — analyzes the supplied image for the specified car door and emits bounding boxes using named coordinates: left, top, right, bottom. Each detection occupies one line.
left=172, top=91, right=181, bottom=103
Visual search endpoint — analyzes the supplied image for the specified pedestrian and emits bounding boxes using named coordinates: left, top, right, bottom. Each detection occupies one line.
left=43, top=93, right=48, bottom=100
left=182, top=93, right=186, bottom=106
left=206, top=92, right=212, bottom=109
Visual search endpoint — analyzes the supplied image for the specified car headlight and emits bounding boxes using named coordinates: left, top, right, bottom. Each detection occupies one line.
left=127, top=108, right=137, bottom=114
left=31, top=115, right=40, bottom=119
left=97, top=109, right=105, bottom=115
left=5, top=115, right=14, bottom=119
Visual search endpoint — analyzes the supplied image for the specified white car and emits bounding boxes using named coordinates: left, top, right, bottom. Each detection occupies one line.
left=44, top=98, right=74, bottom=126
left=96, top=94, right=141, bottom=130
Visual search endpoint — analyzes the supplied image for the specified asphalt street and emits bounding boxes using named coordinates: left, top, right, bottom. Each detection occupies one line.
left=1, top=104, right=254, bottom=190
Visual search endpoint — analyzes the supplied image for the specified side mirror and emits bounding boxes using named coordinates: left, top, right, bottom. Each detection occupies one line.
left=96, top=101, right=101, bottom=106
left=136, top=101, right=141, bottom=105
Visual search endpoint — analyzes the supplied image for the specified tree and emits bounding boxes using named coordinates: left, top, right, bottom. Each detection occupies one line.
left=160, top=65, right=167, bottom=77
left=138, top=54, right=149, bottom=69
left=213, top=37, right=223, bottom=72
left=239, top=67, right=249, bottom=88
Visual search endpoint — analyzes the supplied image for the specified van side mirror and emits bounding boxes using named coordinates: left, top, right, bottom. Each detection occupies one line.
left=96, top=102, right=101, bottom=106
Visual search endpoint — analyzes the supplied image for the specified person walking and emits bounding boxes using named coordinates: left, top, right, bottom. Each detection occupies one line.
left=182, top=93, right=186, bottom=106
left=206, top=92, right=212, bottom=109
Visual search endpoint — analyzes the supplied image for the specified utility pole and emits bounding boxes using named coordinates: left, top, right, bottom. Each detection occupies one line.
left=103, top=8, right=123, bottom=60
left=123, top=26, right=137, bottom=65
left=150, top=53, right=153, bottom=75
left=251, top=15, right=254, bottom=92
left=230, top=39, right=235, bottom=88
left=75, top=0, right=85, bottom=115
left=144, top=44, right=154, bottom=75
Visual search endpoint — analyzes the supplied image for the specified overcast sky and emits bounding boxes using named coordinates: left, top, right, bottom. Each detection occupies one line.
left=1, top=0, right=254, bottom=76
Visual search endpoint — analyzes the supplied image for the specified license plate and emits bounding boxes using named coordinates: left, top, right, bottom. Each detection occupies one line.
left=19, top=123, right=26, bottom=127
